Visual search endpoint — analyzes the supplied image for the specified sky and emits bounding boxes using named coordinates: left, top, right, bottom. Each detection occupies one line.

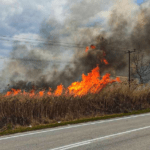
left=137, top=0, right=144, bottom=4
left=0, top=0, right=146, bottom=71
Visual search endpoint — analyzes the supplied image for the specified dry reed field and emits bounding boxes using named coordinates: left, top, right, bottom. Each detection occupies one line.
left=0, top=81, right=150, bottom=132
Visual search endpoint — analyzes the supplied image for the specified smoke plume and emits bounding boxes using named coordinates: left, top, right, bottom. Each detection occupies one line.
left=1, top=0, right=150, bottom=91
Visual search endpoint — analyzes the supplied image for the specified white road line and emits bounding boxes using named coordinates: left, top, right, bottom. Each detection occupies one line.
left=50, top=125, right=150, bottom=150
left=0, top=113, right=150, bottom=141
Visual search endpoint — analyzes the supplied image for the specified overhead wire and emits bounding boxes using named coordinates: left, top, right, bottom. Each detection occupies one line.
left=0, top=35, right=136, bottom=62
left=0, top=35, right=132, bottom=52
left=0, top=55, right=74, bottom=63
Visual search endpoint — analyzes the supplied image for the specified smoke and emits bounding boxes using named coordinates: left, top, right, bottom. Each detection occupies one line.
left=1, top=0, right=150, bottom=91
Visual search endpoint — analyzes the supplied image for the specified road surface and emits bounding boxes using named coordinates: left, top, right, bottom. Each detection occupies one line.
left=0, top=113, right=150, bottom=150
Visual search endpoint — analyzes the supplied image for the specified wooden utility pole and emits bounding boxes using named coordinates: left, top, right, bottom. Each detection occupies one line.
left=126, top=49, right=135, bottom=88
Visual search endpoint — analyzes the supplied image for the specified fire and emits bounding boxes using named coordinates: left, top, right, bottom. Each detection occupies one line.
left=4, top=45, right=120, bottom=97
left=12, top=89, right=21, bottom=95
left=47, top=88, right=52, bottom=96
left=68, top=66, right=119, bottom=96
left=23, top=90, right=27, bottom=95
left=100, top=58, right=109, bottom=65
left=90, top=45, right=96, bottom=49
left=103, top=58, right=109, bottom=65
left=39, top=90, right=44, bottom=97
left=5, top=88, right=21, bottom=96
left=4, top=66, right=120, bottom=97
left=29, top=89, right=35, bottom=97
left=5, top=91, right=12, bottom=96
left=85, top=45, right=96, bottom=52
left=54, top=84, right=63, bottom=96
left=85, top=46, right=89, bottom=52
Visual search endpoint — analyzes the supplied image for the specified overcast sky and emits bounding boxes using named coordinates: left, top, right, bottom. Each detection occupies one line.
left=0, top=0, right=146, bottom=71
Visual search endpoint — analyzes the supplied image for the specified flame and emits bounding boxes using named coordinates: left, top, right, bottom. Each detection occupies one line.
left=12, top=89, right=21, bottom=96
left=90, top=45, right=96, bottom=49
left=85, top=45, right=96, bottom=52
left=4, top=66, right=120, bottom=98
left=5, top=89, right=21, bottom=96
left=103, top=58, right=109, bottom=65
left=29, top=89, right=35, bottom=97
left=85, top=46, right=89, bottom=52
left=100, top=58, right=109, bottom=65
left=116, top=77, right=121, bottom=82
left=4, top=46, right=120, bottom=98
left=67, top=66, right=119, bottom=97
left=5, top=91, right=12, bottom=96
left=54, top=84, right=63, bottom=96
left=47, top=88, right=52, bottom=96
left=23, top=90, right=27, bottom=95
left=39, top=90, right=44, bottom=97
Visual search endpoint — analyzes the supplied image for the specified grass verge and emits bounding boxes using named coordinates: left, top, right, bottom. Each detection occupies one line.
left=0, top=108, right=150, bottom=136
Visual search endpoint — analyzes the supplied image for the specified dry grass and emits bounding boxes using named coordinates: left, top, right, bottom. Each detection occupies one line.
left=0, top=82, right=150, bottom=131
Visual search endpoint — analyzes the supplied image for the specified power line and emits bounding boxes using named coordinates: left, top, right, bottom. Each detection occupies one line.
left=0, top=38, right=85, bottom=49
left=0, top=56, right=74, bottom=63
left=0, top=38, right=131, bottom=54
left=0, top=35, right=82, bottom=46
left=0, top=49, right=135, bottom=63
left=0, top=35, right=131, bottom=53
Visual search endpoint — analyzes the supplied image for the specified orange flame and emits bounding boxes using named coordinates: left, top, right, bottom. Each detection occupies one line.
left=101, top=58, right=109, bottom=65
left=85, top=45, right=96, bottom=53
left=12, top=89, right=21, bottom=96
left=23, top=90, right=27, bottom=95
left=39, top=90, right=44, bottom=97
left=68, top=66, right=119, bottom=97
left=4, top=67, right=120, bottom=97
left=29, top=89, right=35, bottom=97
left=90, top=45, right=96, bottom=49
left=54, top=84, right=63, bottom=96
left=5, top=91, right=12, bottom=96
left=47, top=88, right=52, bottom=96
left=85, top=46, right=89, bottom=52
left=103, top=58, right=109, bottom=65
left=5, top=89, right=21, bottom=96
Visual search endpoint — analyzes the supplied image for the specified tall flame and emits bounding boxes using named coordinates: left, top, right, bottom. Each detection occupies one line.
left=54, top=84, right=63, bottom=96
left=68, top=66, right=119, bottom=97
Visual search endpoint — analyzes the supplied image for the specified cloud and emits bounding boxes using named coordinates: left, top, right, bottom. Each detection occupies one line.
left=0, top=0, right=17, bottom=5
left=49, top=0, right=67, bottom=22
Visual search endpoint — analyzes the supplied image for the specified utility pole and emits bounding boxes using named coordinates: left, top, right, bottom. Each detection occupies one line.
left=126, top=49, right=135, bottom=88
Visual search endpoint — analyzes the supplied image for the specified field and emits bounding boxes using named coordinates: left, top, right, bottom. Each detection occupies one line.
left=0, top=81, right=150, bottom=133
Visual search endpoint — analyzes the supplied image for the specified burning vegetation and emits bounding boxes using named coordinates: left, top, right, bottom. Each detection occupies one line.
left=5, top=63, right=121, bottom=97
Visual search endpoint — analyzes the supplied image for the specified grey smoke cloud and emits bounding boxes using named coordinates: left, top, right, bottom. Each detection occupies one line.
left=1, top=0, right=150, bottom=91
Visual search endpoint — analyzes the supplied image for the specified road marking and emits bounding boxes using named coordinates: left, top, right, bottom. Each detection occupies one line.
left=50, top=125, right=150, bottom=150
left=0, top=113, right=150, bottom=141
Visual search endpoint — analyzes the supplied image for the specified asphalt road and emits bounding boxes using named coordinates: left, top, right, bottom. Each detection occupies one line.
left=0, top=113, right=150, bottom=150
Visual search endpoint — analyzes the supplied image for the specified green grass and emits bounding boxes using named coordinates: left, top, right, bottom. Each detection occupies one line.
left=0, top=108, right=150, bottom=136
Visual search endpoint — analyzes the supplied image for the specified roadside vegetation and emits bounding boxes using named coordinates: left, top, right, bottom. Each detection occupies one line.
left=0, top=81, right=150, bottom=135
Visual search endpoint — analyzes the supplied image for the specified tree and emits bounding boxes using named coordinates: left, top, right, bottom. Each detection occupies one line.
left=132, top=49, right=150, bottom=84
